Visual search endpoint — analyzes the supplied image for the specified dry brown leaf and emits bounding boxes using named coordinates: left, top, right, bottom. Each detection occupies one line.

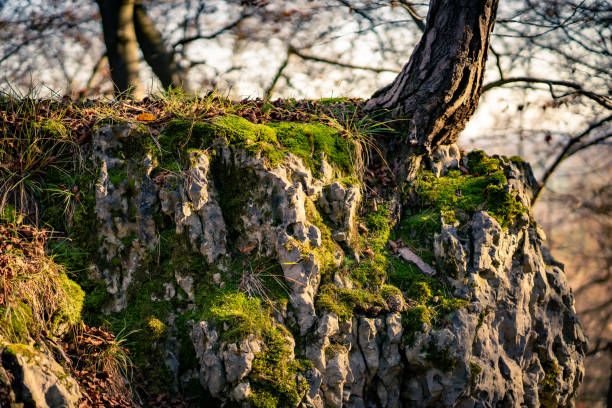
left=136, top=112, right=156, bottom=121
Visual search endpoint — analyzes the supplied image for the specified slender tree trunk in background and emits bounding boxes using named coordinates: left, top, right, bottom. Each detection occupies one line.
left=365, top=0, right=499, bottom=151
left=96, top=0, right=143, bottom=98
left=133, top=3, right=184, bottom=90
left=607, top=355, right=612, bottom=408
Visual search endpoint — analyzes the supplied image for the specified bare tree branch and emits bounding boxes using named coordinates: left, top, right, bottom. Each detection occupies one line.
left=489, top=44, right=505, bottom=80
left=482, top=77, right=612, bottom=110
left=290, top=46, right=399, bottom=74
left=533, top=114, right=612, bottom=203
left=172, top=13, right=252, bottom=48
left=81, top=52, right=108, bottom=97
left=396, top=0, right=425, bottom=32
left=264, top=51, right=290, bottom=101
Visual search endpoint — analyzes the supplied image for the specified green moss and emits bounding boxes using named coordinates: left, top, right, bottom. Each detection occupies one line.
left=41, top=119, right=68, bottom=138
left=405, top=152, right=525, bottom=231
left=316, top=284, right=387, bottom=320
left=402, top=305, right=432, bottom=345
left=339, top=176, right=360, bottom=186
left=270, top=121, right=353, bottom=174
left=83, top=282, right=111, bottom=315
left=204, top=291, right=270, bottom=342
left=214, top=115, right=277, bottom=144
left=401, top=209, right=442, bottom=241
left=387, top=258, right=435, bottom=298
left=249, top=327, right=310, bottom=408
left=324, top=343, right=347, bottom=360
left=54, top=273, right=85, bottom=327
left=250, top=389, right=278, bottom=408
left=413, top=170, right=503, bottom=222
left=304, top=199, right=342, bottom=281
left=0, top=301, right=34, bottom=342
left=483, top=184, right=525, bottom=228
left=147, top=317, right=167, bottom=340
left=158, top=116, right=282, bottom=167
left=541, top=360, right=560, bottom=393
left=380, top=284, right=402, bottom=299
left=3, top=343, right=38, bottom=361
left=389, top=255, right=467, bottom=345
left=509, top=155, right=524, bottom=165
left=214, top=115, right=285, bottom=166
left=467, top=150, right=500, bottom=175
left=350, top=255, right=386, bottom=291
left=349, top=205, right=392, bottom=291
left=437, top=296, right=468, bottom=315
left=469, top=361, right=482, bottom=387
left=424, top=343, right=457, bottom=372
left=408, top=281, right=432, bottom=303
left=108, top=168, right=127, bottom=186
left=159, top=117, right=354, bottom=175
left=363, top=204, right=392, bottom=252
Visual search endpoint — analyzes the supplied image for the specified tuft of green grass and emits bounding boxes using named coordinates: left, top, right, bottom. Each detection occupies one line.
left=0, top=110, right=83, bottom=223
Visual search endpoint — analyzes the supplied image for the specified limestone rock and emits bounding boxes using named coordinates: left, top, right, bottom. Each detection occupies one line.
left=1, top=346, right=81, bottom=408
left=429, top=144, right=461, bottom=177
left=87, top=124, right=585, bottom=408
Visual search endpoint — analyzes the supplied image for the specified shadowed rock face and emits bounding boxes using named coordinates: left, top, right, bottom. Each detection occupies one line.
left=0, top=347, right=81, bottom=408
left=80, top=122, right=586, bottom=407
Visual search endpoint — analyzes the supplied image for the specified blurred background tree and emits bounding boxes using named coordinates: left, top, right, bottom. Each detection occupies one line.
left=1, top=0, right=610, bottom=405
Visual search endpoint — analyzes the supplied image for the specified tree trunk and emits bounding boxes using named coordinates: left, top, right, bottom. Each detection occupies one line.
left=96, top=0, right=143, bottom=98
left=607, top=353, right=612, bottom=408
left=365, top=0, right=499, bottom=151
left=133, top=3, right=184, bottom=90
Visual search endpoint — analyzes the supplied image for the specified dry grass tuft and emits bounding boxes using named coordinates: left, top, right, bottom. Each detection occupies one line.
left=0, top=223, right=84, bottom=343
left=64, top=323, right=137, bottom=407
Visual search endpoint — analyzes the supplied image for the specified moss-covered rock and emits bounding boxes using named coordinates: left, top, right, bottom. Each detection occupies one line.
left=0, top=96, right=585, bottom=408
left=159, top=115, right=355, bottom=175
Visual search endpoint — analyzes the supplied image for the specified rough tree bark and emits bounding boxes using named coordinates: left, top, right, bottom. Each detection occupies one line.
left=96, top=0, right=143, bottom=97
left=365, top=0, right=499, bottom=151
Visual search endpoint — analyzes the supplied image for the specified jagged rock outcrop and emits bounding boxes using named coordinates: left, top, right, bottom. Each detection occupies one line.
left=33, top=118, right=585, bottom=408
left=0, top=346, right=81, bottom=408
